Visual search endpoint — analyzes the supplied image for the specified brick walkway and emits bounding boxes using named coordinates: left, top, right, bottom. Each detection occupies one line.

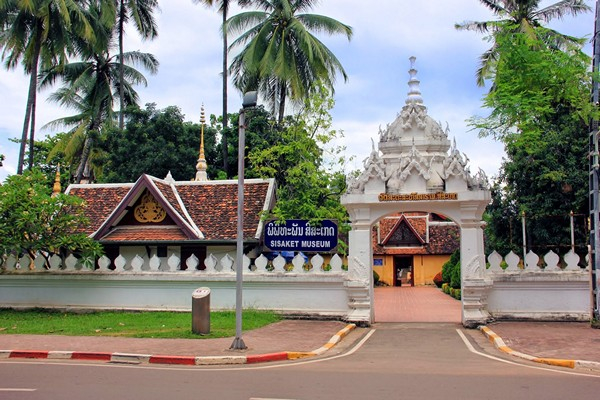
left=374, top=286, right=462, bottom=323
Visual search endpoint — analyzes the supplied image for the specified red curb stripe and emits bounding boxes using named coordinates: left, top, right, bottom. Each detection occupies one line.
left=247, top=352, right=288, bottom=364
left=10, top=351, right=49, bottom=359
left=149, top=355, right=196, bottom=365
left=71, top=352, right=112, bottom=361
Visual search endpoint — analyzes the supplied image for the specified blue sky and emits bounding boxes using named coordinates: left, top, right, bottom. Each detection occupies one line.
left=0, top=0, right=596, bottom=181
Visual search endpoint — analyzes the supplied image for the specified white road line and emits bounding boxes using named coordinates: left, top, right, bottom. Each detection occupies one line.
left=0, top=388, right=37, bottom=392
left=455, top=329, right=600, bottom=378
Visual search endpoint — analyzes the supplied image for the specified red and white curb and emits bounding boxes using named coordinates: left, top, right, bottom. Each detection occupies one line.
left=0, top=324, right=356, bottom=366
left=479, top=326, right=600, bottom=372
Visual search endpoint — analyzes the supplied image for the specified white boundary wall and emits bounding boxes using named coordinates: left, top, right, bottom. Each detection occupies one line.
left=485, top=250, right=592, bottom=321
left=0, top=252, right=349, bottom=318
left=0, top=274, right=348, bottom=317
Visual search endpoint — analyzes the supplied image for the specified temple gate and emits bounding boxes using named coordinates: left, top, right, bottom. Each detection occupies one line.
left=342, top=57, right=491, bottom=327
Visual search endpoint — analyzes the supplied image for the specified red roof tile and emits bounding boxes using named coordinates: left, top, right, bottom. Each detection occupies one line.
left=67, top=185, right=132, bottom=234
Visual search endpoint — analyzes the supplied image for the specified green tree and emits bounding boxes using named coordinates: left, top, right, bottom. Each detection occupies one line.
left=455, top=0, right=590, bottom=86
left=248, top=83, right=350, bottom=232
left=101, top=104, right=219, bottom=182
left=193, top=0, right=252, bottom=175
left=0, top=169, right=103, bottom=269
left=471, top=30, right=596, bottom=255
left=0, top=0, right=95, bottom=174
left=115, top=0, right=158, bottom=130
left=227, top=0, right=353, bottom=123
left=10, top=133, right=71, bottom=187
left=39, top=8, right=158, bottom=183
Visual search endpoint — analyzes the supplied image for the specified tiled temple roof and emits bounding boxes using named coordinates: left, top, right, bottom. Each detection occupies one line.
left=66, top=174, right=276, bottom=243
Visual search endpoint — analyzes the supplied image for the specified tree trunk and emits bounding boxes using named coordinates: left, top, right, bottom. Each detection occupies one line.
left=75, top=135, right=93, bottom=184
left=27, top=74, right=38, bottom=171
left=17, top=28, right=42, bottom=175
left=118, top=0, right=125, bottom=130
left=75, top=117, right=101, bottom=184
left=277, top=83, right=286, bottom=125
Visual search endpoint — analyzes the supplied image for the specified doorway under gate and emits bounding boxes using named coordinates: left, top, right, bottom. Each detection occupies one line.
left=393, top=256, right=413, bottom=287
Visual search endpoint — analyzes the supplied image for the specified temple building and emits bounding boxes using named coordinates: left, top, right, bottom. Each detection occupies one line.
left=64, top=106, right=276, bottom=269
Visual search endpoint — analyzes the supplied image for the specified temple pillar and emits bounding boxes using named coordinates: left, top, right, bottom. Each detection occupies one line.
left=460, top=217, right=492, bottom=328
left=345, top=207, right=374, bottom=325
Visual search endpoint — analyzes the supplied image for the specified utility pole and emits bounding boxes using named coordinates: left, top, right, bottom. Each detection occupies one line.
left=589, top=0, right=600, bottom=322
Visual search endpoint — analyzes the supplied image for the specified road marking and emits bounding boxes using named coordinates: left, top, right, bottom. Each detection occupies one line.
left=456, top=329, right=600, bottom=378
left=0, top=388, right=37, bottom=392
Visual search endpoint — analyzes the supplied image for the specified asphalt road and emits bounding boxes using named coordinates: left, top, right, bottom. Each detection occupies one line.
left=1, top=323, right=599, bottom=399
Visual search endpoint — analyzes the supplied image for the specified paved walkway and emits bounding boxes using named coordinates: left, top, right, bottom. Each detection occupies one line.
left=374, top=286, right=462, bottom=323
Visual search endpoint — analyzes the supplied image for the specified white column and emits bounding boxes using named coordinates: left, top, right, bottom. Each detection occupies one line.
left=460, top=218, right=492, bottom=328
left=345, top=207, right=374, bottom=325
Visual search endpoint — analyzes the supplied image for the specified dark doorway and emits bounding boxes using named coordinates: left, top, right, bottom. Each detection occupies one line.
left=394, top=256, right=413, bottom=287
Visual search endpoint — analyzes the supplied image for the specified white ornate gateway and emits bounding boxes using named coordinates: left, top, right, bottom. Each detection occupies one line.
left=342, top=57, right=491, bottom=327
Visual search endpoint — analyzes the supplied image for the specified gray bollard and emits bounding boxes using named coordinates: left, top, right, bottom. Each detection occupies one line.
left=192, top=287, right=210, bottom=334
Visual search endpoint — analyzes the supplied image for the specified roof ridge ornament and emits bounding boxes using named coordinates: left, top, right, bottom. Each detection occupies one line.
left=194, top=105, right=209, bottom=181
left=51, top=164, right=61, bottom=197
left=406, top=56, right=423, bottom=105
left=164, top=171, right=175, bottom=184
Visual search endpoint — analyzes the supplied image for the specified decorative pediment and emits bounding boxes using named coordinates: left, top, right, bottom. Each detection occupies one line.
left=442, top=140, right=470, bottom=181
left=92, top=175, right=202, bottom=240
left=347, top=140, right=387, bottom=194
left=381, top=216, right=425, bottom=247
left=386, top=143, right=431, bottom=193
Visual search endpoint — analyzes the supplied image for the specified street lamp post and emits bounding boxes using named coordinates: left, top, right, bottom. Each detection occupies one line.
left=230, top=91, right=257, bottom=350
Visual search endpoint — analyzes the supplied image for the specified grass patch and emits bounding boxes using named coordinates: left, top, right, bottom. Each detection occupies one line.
left=0, top=309, right=281, bottom=339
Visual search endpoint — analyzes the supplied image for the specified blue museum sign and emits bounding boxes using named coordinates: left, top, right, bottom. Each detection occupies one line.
left=264, top=220, right=338, bottom=252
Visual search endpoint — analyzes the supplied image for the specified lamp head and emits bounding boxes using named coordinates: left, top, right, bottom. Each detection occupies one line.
left=242, top=91, right=258, bottom=109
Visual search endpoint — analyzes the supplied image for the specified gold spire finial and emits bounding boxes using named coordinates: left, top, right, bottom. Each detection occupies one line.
left=195, top=105, right=209, bottom=181
left=51, top=164, right=61, bottom=197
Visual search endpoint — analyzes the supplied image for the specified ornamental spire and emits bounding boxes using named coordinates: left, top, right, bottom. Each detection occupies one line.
left=195, top=105, right=208, bottom=181
left=51, top=164, right=61, bottom=197
left=405, top=56, right=423, bottom=105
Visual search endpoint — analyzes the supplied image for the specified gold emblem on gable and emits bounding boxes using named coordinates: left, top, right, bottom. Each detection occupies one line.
left=134, top=192, right=167, bottom=223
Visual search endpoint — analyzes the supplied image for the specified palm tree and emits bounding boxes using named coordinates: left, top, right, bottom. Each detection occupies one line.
left=115, top=0, right=159, bottom=130
left=455, top=0, right=591, bottom=86
left=39, top=12, right=158, bottom=183
left=0, top=0, right=94, bottom=174
left=226, top=0, right=352, bottom=124
left=193, top=0, right=252, bottom=176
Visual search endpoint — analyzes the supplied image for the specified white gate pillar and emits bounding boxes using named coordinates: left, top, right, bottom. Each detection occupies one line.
left=345, top=207, right=374, bottom=325
left=459, top=205, right=492, bottom=327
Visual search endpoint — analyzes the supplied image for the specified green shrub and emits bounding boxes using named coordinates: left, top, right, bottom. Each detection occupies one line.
left=450, top=261, right=461, bottom=289
left=442, top=283, right=450, bottom=294
left=442, top=249, right=460, bottom=283
left=453, top=289, right=462, bottom=300
left=373, top=270, right=380, bottom=285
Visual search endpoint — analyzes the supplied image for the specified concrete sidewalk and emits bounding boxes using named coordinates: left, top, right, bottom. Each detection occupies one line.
left=480, top=321, right=600, bottom=371
left=0, top=320, right=357, bottom=365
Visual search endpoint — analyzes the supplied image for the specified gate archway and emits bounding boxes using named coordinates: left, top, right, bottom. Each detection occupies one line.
left=342, top=58, right=491, bottom=327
